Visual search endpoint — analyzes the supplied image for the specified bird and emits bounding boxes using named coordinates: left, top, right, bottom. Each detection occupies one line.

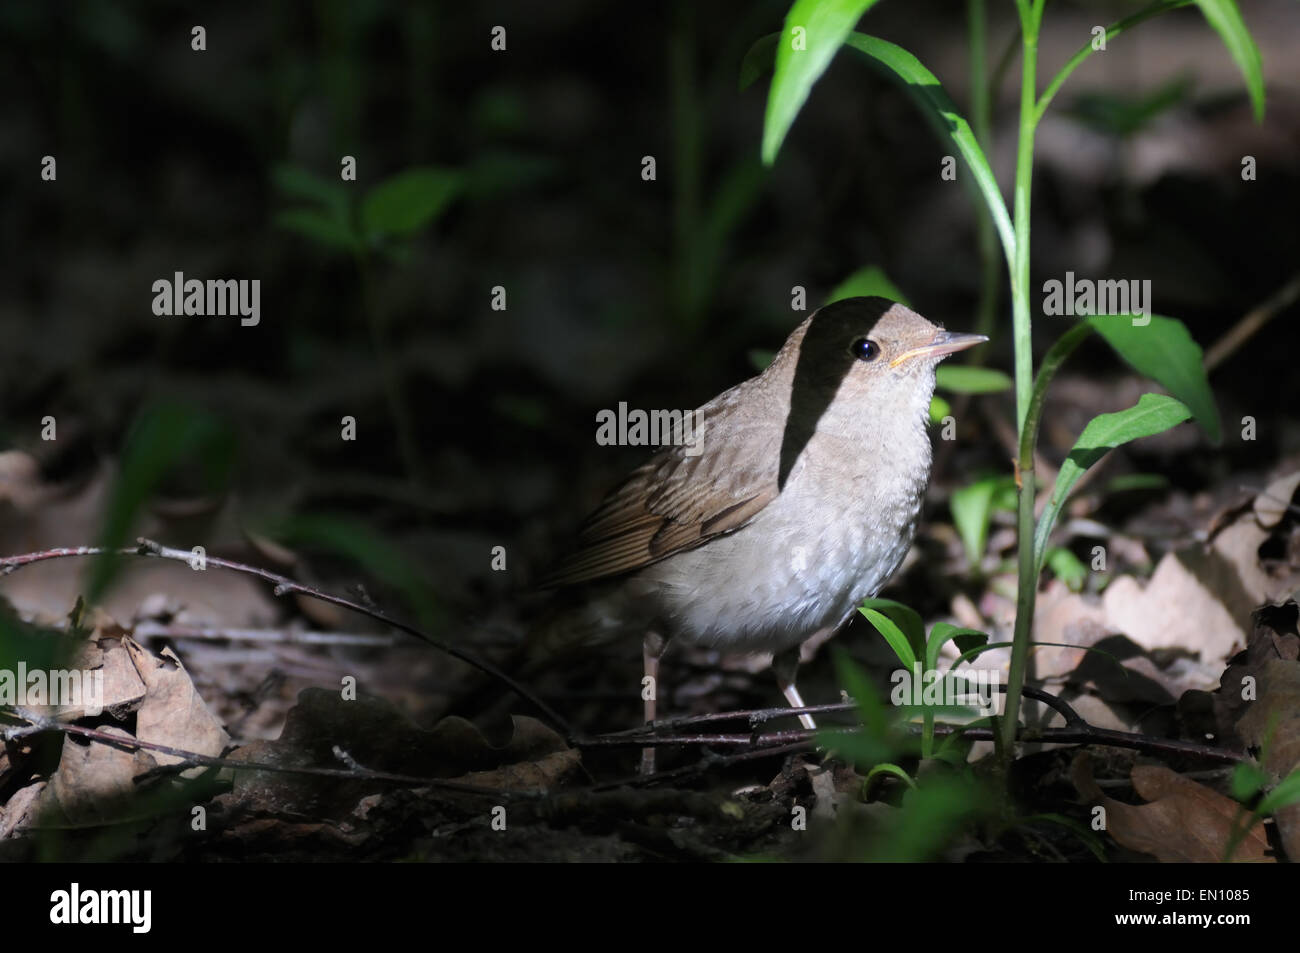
left=480, top=296, right=984, bottom=772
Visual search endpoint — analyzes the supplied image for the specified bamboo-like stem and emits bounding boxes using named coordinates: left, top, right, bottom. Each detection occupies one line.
left=1000, top=0, right=1045, bottom=758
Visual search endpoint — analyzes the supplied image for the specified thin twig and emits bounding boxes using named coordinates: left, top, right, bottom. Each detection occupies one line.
left=601, top=701, right=859, bottom=737
left=0, top=539, right=576, bottom=741
left=2, top=718, right=531, bottom=799
left=1205, top=270, right=1300, bottom=373
left=133, top=621, right=394, bottom=647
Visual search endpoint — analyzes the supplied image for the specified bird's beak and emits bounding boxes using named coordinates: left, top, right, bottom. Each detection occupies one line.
left=889, top=330, right=988, bottom=368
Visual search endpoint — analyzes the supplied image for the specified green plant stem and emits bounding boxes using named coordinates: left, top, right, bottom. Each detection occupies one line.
left=1022, top=322, right=1093, bottom=569
left=1035, top=0, right=1192, bottom=122
left=1001, top=0, right=1045, bottom=759
left=1000, top=0, right=1192, bottom=758
left=967, top=0, right=1000, bottom=340
left=1017, top=323, right=1093, bottom=473
left=1003, top=323, right=1093, bottom=750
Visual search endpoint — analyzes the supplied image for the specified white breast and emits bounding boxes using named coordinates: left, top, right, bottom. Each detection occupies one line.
left=637, top=398, right=933, bottom=653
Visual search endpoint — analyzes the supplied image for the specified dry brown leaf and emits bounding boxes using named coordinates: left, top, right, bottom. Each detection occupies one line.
left=33, top=728, right=158, bottom=828
left=0, top=781, right=45, bottom=838
left=1254, top=471, right=1300, bottom=529
left=93, top=637, right=147, bottom=716
left=0, top=450, right=51, bottom=509
left=124, top=637, right=230, bottom=770
left=1072, top=755, right=1274, bottom=862
left=1030, top=584, right=1109, bottom=679
left=1234, top=654, right=1300, bottom=859
left=0, top=460, right=281, bottom=625
left=453, top=749, right=582, bottom=792
left=1103, top=518, right=1272, bottom=663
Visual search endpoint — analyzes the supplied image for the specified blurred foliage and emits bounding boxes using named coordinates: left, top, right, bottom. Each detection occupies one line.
left=1065, top=76, right=1194, bottom=138
left=949, top=474, right=1016, bottom=567
left=819, top=647, right=993, bottom=861
left=935, top=365, right=1011, bottom=395
left=264, top=513, right=439, bottom=629
left=1044, top=545, right=1087, bottom=591
left=274, top=163, right=464, bottom=256
left=89, top=404, right=239, bottom=602
left=825, top=265, right=909, bottom=306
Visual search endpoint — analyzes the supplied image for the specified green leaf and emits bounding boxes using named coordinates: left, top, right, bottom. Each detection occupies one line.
left=748, top=348, right=776, bottom=371
left=90, top=404, right=237, bottom=600
left=844, top=32, right=1014, bottom=267
left=826, top=265, right=909, bottom=306
left=935, top=365, right=1012, bottom=395
left=950, top=640, right=1013, bottom=670
left=864, top=762, right=917, bottom=790
left=951, top=631, right=988, bottom=657
left=0, top=603, right=71, bottom=694
left=762, top=0, right=882, bottom=165
left=361, top=167, right=463, bottom=240
left=1193, top=0, right=1265, bottom=122
left=1231, top=761, right=1269, bottom=801
left=1087, top=314, right=1220, bottom=442
left=1065, top=77, right=1194, bottom=138
left=928, top=394, right=950, bottom=426
left=274, top=209, right=360, bottom=254
left=269, top=514, right=439, bottom=629
left=272, top=163, right=350, bottom=221
left=832, top=647, right=894, bottom=743
left=462, top=151, right=555, bottom=198
left=859, top=606, right=917, bottom=671
left=925, top=622, right=987, bottom=673
left=738, top=32, right=779, bottom=91
left=1256, top=769, right=1300, bottom=816
left=1034, top=394, right=1192, bottom=570
left=870, top=774, right=987, bottom=862
left=1103, top=473, right=1169, bottom=495
left=272, top=162, right=358, bottom=253
left=860, top=598, right=925, bottom=661
left=950, top=475, right=1015, bottom=565
left=1045, top=546, right=1088, bottom=592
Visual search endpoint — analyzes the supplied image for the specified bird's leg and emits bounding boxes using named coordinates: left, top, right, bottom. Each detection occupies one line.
left=772, top=645, right=817, bottom=730
left=640, top=630, right=667, bottom=775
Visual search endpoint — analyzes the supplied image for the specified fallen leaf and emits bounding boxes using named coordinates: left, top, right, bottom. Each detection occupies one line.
left=1072, top=755, right=1273, bottom=862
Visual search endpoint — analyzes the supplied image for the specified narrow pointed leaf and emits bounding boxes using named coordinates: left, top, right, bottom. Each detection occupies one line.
left=926, top=622, right=988, bottom=673
left=1193, top=0, right=1265, bottom=122
left=1087, top=314, right=1220, bottom=442
left=844, top=32, right=1014, bottom=265
left=860, top=606, right=917, bottom=671
left=739, top=32, right=779, bottom=91
left=1034, top=394, right=1192, bottom=569
left=860, top=598, right=925, bottom=659
left=762, top=0, right=882, bottom=164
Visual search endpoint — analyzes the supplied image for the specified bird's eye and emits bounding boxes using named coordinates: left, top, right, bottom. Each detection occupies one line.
left=850, top=338, right=881, bottom=362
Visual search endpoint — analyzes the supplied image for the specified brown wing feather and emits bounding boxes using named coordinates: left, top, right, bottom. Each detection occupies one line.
left=538, top=412, right=785, bottom=588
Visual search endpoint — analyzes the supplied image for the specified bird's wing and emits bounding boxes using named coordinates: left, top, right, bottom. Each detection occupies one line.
left=538, top=414, right=786, bottom=587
